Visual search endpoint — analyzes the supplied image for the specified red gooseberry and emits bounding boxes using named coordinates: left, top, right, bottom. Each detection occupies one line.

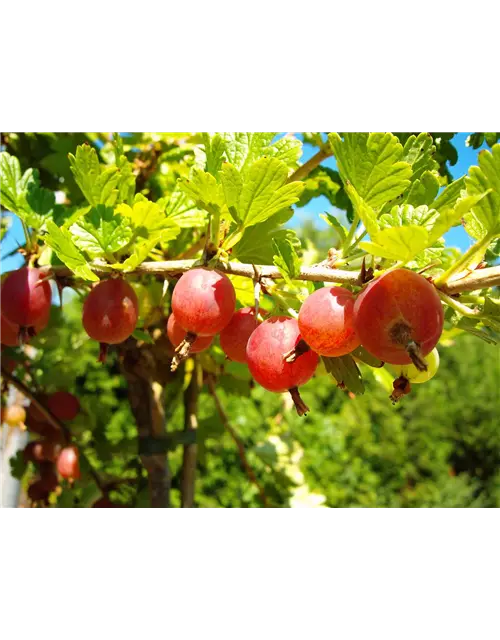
left=24, top=441, right=62, bottom=463
left=298, top=286, right=360, bottom=357
left=220, top=307, right=259, bottom=363
left=46, top=391, right=80, bottom=421
left=246, top=316, right=319, bottom=416
left=1, top=267, right=51, bottom=340
left=171, top=268, right=236, bottom=336
left=353, top=269, right=444, bottom=368
left=56, top=446, right=81, bottom=481
left=82, top=278, right=139, bottom=362
left=167, top=314, right=213, bottom=353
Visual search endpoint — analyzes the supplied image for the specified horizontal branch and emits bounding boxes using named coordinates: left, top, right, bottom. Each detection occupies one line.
left=439, top=266, right=500, bottom=294
left=46, top=260, right=500, bottom=293
left=46, top=260, right=362, bottom=285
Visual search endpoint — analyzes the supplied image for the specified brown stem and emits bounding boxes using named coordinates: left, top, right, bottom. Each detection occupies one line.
left=207, top=376, right=269, bottom=507
left=406, top=342, right=428, bottom=372
left=287, top=147, right=332, bottom=183
left=288, top=387, right=310, bottom=416
left=283, top=339, right=311, bottom=363
left=120, top=342, right=170, bottom=507
left=45, top=262, right=500, bottom=294
left=181, top=362, right=199, bottom=508
left=171, top=332, right=197, bottom=372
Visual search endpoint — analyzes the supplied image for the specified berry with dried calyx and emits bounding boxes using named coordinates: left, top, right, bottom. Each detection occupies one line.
left=167, top=314, right=213, bottom=353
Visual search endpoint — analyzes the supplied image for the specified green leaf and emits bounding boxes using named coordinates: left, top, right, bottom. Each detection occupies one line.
left=178, top=167, right=225, bottom=213
left=266, top=136, right=302, bottom=167
left=78, top=483, right=103, bottom=508
left=163, top=188, right=206, bottom=228
left=9, top=450, right=27, bottom=480
left=221, top=132, right=276, bottom=173
left=273, top=237, right=301, bottom=284
left=359, top=226, right=429, bottom=262
left=202, top=133, right=226, bottom=176
left=322, top=355, right=365, bottom=395
left=431, top=190, right=491, bottom=244
left=232, top=208, right=298, bottom=264
left=464, top=144, right=500, bottom=238
left=68, top=144, right=101, bottom=205
left=328, top=132, right=412, bottom=209
left=433, top=177, right=466, bottom=212
left=220, top=163, right=243, bottom=223
left=132, top=329, right=154, bottom=344
left=298, top=166, right=343, bottom=208
left=112, top=133, right=124, bottom=160
left=116, top=200, right=180, bottom=242
left=404, top=170, right=440, bottom=207
left=319, top=213, right=347, bottom=244
left=485, top=133, right=500, bottom=148
left=351, top=346, right=384, bottom=368
left=111, top=233, right=164, bottom=272
left=238, top=157, right=304, bottom=227
left=344, top=182, right=379, bottom=237
left=43, top=220, right=99, bottom=281
left=379, top=204, right=439, bottom=231
left=0, top=152, right=29, bottom=212
left=70, top=206, right=133, bottom=258
left=401, top=133, right=438, bottom=182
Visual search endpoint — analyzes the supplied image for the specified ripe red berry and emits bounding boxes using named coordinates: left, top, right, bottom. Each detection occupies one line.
left=1, top=305, right=50, bottom=346
left=1, top=267, right=51, bottom=338
left=46, top=391, right=80, bottom=421
left=82, top=278, right=139, bottom=361
left=298, top=287, right=360, bottom=357
left=56, top=446, right=80, bottom=480
left=1, top=313, right=20, bottom=347
left=353, top=269, right=444, bottom=367
left=172, top=268, right=236, bottom=336
left=24, top=440, right=62, bottom=463
left=220, top=307, right=259, bottom=363
left=167, top=314, right=213, bottom=353
left=246, top=316, right=319, bottom=415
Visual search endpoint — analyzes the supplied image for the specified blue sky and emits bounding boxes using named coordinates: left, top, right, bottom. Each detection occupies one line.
left=0, top=133, right=490, bottom=274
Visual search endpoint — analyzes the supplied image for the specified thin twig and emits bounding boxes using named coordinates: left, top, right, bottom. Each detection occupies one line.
left=206, top=377, right=269, bottom=508
left=287, top=146, right=333, bottom=183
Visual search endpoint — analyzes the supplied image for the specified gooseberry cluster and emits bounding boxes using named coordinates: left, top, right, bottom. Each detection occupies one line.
left=166, top=267, right=444, bottom=414
left=21, top=391, right=81, bottom=506
left=2, top=265, right=445, bottom=423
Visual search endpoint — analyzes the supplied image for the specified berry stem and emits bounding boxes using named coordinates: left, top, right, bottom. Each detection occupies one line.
left=283, top=339, right=311, bottom=363
left=288, top=387, right=310, bottom=416
left=171, top=332, right=197, bottom=372
left=98, top=343, right=109, bottom=363
left=406, top=341, right=428, bottom=372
